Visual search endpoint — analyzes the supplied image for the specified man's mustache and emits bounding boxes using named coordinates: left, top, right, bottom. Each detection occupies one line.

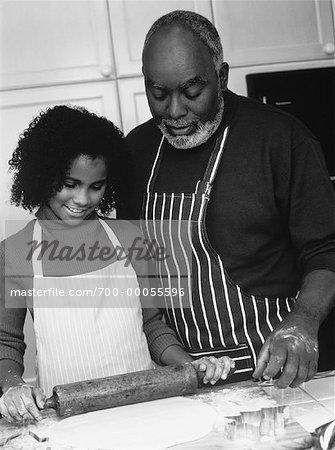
left=160, top=119, right=199, bottom=127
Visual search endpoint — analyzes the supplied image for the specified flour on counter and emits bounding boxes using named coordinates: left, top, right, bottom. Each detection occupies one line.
left=191, top=386, right=278, bottom=417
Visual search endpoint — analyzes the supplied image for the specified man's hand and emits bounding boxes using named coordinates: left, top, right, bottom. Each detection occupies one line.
left=192, top=355, right=236, bottom=385
left=0, top=383, right=46, bottom=423
left=253, top=311, right=319, bottom=388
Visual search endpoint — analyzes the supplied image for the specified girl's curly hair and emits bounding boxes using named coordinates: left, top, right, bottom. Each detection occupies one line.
left=9, top=105, right=132, bottom=215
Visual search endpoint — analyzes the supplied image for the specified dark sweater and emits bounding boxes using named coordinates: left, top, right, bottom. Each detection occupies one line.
left=127, top=90, right=335, bottom=298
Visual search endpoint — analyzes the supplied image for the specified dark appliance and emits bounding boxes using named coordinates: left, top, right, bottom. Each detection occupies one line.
left=246, top=67, right=335, bottom=182
left=246, top=67, right=335, bottom=371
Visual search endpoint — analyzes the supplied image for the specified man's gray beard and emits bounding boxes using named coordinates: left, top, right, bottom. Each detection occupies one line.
left=157, top=95, right=224, bottom=149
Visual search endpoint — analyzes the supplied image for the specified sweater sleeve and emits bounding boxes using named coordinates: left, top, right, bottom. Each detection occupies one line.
left=287, top=136, right=335, bottom=275
left=136, top=256, right=184, bottom=364
left=0, top=240, right=27, bottom=371
left=142, top=307, right=183, bottom=364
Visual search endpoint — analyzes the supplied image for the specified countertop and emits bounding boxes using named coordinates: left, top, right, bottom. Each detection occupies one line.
left=1, top=371, right=334, bottom=450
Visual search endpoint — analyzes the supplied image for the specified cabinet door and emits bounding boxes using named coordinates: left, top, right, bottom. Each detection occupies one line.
left=212, top=0, right=335, bottom=66
left=118, top=77, right=151, bottom=135
left=0, top=0, right=115, bottom=89
left=108, top=0, right=213, bottom=77
left=0, top=81, right=121, bottom=235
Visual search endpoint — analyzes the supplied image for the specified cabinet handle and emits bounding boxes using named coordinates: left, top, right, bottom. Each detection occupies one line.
left=323, top=43, right=335, bottom=55
left=100, top=65, right=113, bottom=78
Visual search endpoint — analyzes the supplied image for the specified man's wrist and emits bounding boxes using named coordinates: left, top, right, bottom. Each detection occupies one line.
left=292, top=294, right=334, bottom=327
left=296, top=269, right=335, bottom=324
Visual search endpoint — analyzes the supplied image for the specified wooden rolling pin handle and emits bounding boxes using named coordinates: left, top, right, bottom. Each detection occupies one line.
left=44, top=396, right=57, bottom=410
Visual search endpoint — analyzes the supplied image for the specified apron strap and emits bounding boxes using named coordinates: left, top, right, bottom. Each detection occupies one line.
left=146, top=136, right=165, bottom=194
left=98, top=218, right=123, bottom=250
left=195, top=126, right=229, bottom=196
left=99, top=219, right=137, bottom=269
left=32, top=220, right=43, bottom=277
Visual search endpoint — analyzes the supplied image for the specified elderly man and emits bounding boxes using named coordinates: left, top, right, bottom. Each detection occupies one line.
left=126, top=10, right=335, bottom=388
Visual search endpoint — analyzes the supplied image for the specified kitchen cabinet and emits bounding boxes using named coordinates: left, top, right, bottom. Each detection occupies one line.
left=117, top=77, right=151, bottom=134
left=0, top=0, right=114, bottom=89
left=108, top=0, right=213, bottom=77
left=212, top=0, right=335, bottom=67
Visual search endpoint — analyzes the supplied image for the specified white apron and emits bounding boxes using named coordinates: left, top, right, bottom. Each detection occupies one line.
left=32, top=218, right=153, bottom=396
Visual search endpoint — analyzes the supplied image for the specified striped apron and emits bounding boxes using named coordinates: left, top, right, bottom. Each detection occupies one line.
left=32, top=219, right=153, bottom=396
left=142, top=127, right=296, bottom=381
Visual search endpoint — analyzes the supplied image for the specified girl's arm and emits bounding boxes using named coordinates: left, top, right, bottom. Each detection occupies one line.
left=0, top=243, right=45, bottom=423
left=0, top=306, right=46, bottom=423
left=142, top=307, right=235, bottom=384
left=142, top=307, right=188, bottom=365
left=0, top=239, right=27, bottom=391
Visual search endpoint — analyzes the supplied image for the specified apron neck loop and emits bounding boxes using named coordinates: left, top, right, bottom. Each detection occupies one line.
left=32, top=220, right=43, bottom=277
left=195, top=126, right=229, bottom=196
left=147, top=126, right=229, bottom=197
left=146, top=136, right=165, bottom=194
left=202, top=126, right=229, bottom=186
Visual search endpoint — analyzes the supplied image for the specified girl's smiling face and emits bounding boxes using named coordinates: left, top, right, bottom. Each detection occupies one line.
left=48, top=154, right=107, bottom=225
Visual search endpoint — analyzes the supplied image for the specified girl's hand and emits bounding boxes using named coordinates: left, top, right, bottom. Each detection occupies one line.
left=0, top=383, right=46, bottom=423
left=192, top=356, right=236, bottom=385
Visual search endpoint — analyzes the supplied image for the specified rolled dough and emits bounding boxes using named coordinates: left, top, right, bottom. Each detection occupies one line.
left=48, top=397, right=216, bottom=449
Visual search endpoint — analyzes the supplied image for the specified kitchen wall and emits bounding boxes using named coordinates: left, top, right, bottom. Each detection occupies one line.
left=0, top=0, right=334, bottom=383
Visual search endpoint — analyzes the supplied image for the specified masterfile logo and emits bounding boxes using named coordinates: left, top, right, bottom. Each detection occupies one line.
left=4, top=219, right=193, bottom=309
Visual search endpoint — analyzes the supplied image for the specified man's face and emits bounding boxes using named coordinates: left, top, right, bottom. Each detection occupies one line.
left=143, top=25, right=228, bottom=149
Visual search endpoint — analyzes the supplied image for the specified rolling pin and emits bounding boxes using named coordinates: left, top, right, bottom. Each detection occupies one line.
left=44, top=363, right=199, bottom=417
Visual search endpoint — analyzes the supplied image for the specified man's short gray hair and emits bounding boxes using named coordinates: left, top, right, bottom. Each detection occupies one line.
left=143, top=10, right=224, bottom=71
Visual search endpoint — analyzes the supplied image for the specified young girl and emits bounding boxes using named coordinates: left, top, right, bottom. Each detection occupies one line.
left=0, top=105, right=234, bottom=423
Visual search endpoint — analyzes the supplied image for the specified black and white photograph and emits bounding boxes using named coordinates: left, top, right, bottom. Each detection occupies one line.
left=0, top=0, right=334, bottom=448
